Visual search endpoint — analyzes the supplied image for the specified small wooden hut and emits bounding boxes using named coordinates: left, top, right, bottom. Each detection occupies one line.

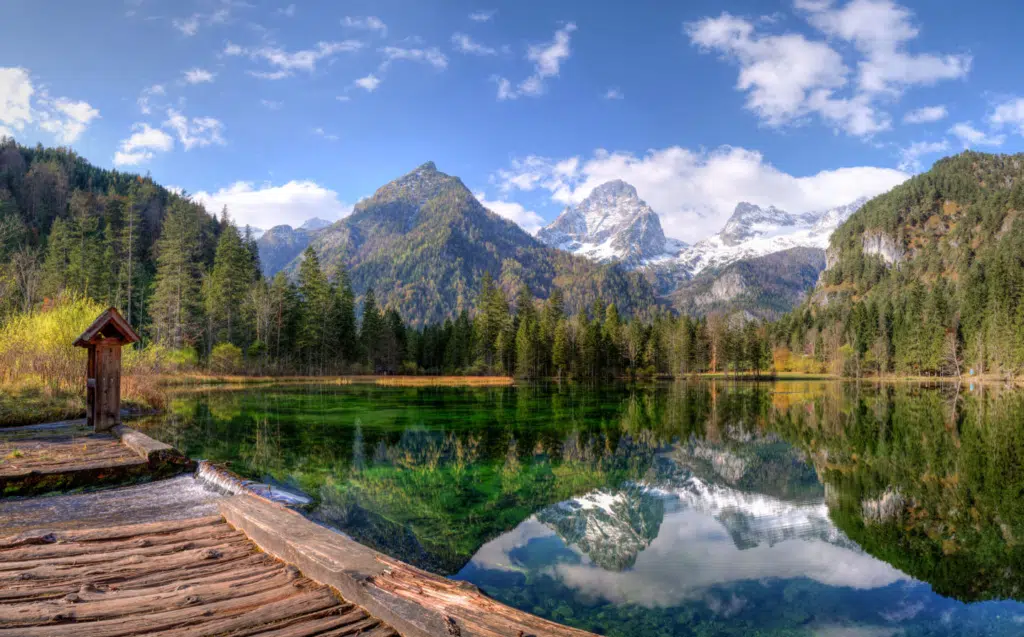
left=73, top=308, right=141, bottom=432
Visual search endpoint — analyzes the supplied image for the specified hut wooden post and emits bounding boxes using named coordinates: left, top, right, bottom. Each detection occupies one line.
left=73, top=308, right=141, bottom=432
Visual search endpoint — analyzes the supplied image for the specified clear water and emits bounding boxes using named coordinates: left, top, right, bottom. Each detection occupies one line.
left=136, top=381, right=1024, bottom=636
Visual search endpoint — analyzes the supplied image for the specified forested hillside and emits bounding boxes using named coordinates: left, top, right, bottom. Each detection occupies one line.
left=0, top=138, right=225, bottom=332
left=671, top=247, right=825, bottom=320
left=773, top=151, right=1024, bottom=376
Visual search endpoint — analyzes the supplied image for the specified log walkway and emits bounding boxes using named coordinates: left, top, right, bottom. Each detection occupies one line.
left=0, top=514, right=397, bottom=637
left=0, top=422, right=191, bottom=497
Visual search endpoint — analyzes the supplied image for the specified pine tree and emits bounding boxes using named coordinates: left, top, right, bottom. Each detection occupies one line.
left=297, top=247, right=334, bottom=372
left=552, top=318, right=571, bottom=379
left=206, top=220, right=256, bottom=347
left=150, top=200, right=204, bottom=349
left=360, top=288, right=384, bottom=371
left=335, top=266, right=358, bottom=364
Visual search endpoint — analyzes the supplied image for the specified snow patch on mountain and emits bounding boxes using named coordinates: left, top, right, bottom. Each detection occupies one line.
left=538, top=180, right=683, bottom=266
left=538, top=179, right=866, bottom=281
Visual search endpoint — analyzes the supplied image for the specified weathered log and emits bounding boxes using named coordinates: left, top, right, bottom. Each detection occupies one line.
left=219, top=494, right=598, bottom=637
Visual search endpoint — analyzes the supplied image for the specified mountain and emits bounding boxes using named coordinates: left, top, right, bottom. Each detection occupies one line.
left=537, top=180, right=683, bottom=266
left=256, top=224, right=314, bottom=277
left=673, top=198, right=866, bottom=277
left=256, top=217, right=339, bottom=277
left=300, top=217, right=332, bottom=231
left=670, top=247, right=826, bottom=319
left=293, top=162, right=658, bottom=325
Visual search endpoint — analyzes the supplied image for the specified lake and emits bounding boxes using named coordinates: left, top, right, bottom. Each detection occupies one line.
left=136, top=380, right=1024, bottom=636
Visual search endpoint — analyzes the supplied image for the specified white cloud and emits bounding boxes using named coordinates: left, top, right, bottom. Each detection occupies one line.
left=452, top=33, right=497, bottom=56
left=336, top=95, right=351, bottom=103
left=137, top=84, right=165, bottom=115
left=989, top=97, right=1024, bottom=136
left=800, top=0, right=970, bottom=94
left=469, top=10, right=496, bottom=22
left=949, top=122, right=1004, bottom=148
left=37, top=97, right=99, bottom=143
left=897, top=139, right=949, bottom=172
left=278, top=4, right=296, bottom=17
left=113, top=123, right=175, bottom=167
left=172, top=14, right=200, bottom=36
left=261, top=99, right=282, bottom=110
left=380, top=46, right=449, bottom=70
left=342, top=16, right=387, bottom=36
left=225, top=40, right=364, bottom=78
left=494, top=145, right=908, bottom=242
left=164, top=108, right=225, bottom=150
left=496, top=23, right=577, bottom=100
left=354, top=74, right=381, bottom=92
left=604, top=88, right=624, bottom=100
left=0, top=68, right=35, bottom=136
left=192, top=180, right=353, bottom=230
left=687, top=1, right=970, bottom=138
left=903, top=104, right=947, bottom=124
left=183, top=68, right=216, bottom=84
left=0, top=68, right=98, bottom=143
left=313, top=127, right=338, bottom=142
left=474, top=191, right=545, bottom=234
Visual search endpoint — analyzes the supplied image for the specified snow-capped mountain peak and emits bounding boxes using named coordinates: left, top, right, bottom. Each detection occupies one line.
left=537, top=180, right=677, bottom=265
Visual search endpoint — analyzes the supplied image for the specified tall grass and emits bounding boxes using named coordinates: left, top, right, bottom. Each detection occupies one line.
left=0, top=296, right=176, bottom=424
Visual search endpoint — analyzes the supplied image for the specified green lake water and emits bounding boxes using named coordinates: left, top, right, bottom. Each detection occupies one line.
left=136, top=381, right=1024, bottom=636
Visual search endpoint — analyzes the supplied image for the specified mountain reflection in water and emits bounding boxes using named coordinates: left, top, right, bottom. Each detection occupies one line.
left=137, top=381, right=1024, bottom=636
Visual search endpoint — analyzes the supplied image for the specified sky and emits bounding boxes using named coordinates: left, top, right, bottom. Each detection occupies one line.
left=2, top=0, right=1024, bottom=243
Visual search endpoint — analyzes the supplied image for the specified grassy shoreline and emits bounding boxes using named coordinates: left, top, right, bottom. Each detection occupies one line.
left=1, top=371, right=1013, bottom=429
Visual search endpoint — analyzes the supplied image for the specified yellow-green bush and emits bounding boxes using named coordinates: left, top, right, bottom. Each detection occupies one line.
left=209, top=343, right=243, bottom=374
left=0, top=295, right=169, bottom=417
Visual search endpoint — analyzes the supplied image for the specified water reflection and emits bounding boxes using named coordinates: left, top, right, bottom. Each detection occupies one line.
left=136, top=381, right=1024, bottom=636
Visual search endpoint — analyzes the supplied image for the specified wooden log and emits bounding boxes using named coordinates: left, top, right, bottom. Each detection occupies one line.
left=219, top=494, right=599, bottom=637
left=112, top=425, right=192, bottom=469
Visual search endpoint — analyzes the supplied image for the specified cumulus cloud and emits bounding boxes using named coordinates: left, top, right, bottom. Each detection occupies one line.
left=137, top=84, right=165, bottom=115
left=496, top=23, right=576, bottom=100
left=469, top=10, right=496, bottom=22
left=687, top=1, right=970, bottom=137
left=379, top=46, right=448, bottom=70
left=604, top=88, right=624, bottom=100
left=897, top=139, right=949, bottom=172
left=113, top=122, right=175, bottom=166
left=0, top=67, right=98, bottom=143
left=312, top=127, right=338, bottom=142
left=165, top=108, right=225, bottom=150
left=493, top=145, right=908, bottom=242
left=474, top=191, right=545, bottom=234
left=0, top=68, right=36, bottom=137
left=183, top=68, right=215, bottom=84
left=452, top=33, right=497, bottom=56
left=225, top=40, right=364, bottom=79
left=342, top=16, right=387, bottom=36
left=949, top=122, right=1004, bottom=148
left=191, top=181, right=353, bottom=230
left=988, top=97, right=1024, bottom=136
left=903, top=104, right=947, bottom=124
left=354, top=74, right=381, bottom=92
left=172, top=14, right=200, bottom=36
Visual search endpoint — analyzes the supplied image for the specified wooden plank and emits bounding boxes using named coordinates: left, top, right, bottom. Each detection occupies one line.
left=0, top=515, right=225, bottom=547
left=219, top=493, right=598, bottom=637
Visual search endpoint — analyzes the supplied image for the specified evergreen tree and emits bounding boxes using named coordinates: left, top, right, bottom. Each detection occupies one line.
left=150, top=200, right=204, bottom=349
left=296, top=247, right=334, bottom=372
left=360, top=288, right=383, bottom=370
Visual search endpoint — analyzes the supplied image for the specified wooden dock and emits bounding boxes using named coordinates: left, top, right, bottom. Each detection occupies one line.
left=0, top=514, right=397, bottom=636
left=0, top=422, right=191, bottom=497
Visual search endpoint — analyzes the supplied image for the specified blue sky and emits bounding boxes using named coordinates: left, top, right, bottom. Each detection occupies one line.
left=2, top=0, right=1023, bottom=241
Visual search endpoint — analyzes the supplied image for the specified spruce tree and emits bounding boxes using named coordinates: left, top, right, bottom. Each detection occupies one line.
left=150, top=200, right=204, bottom=349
